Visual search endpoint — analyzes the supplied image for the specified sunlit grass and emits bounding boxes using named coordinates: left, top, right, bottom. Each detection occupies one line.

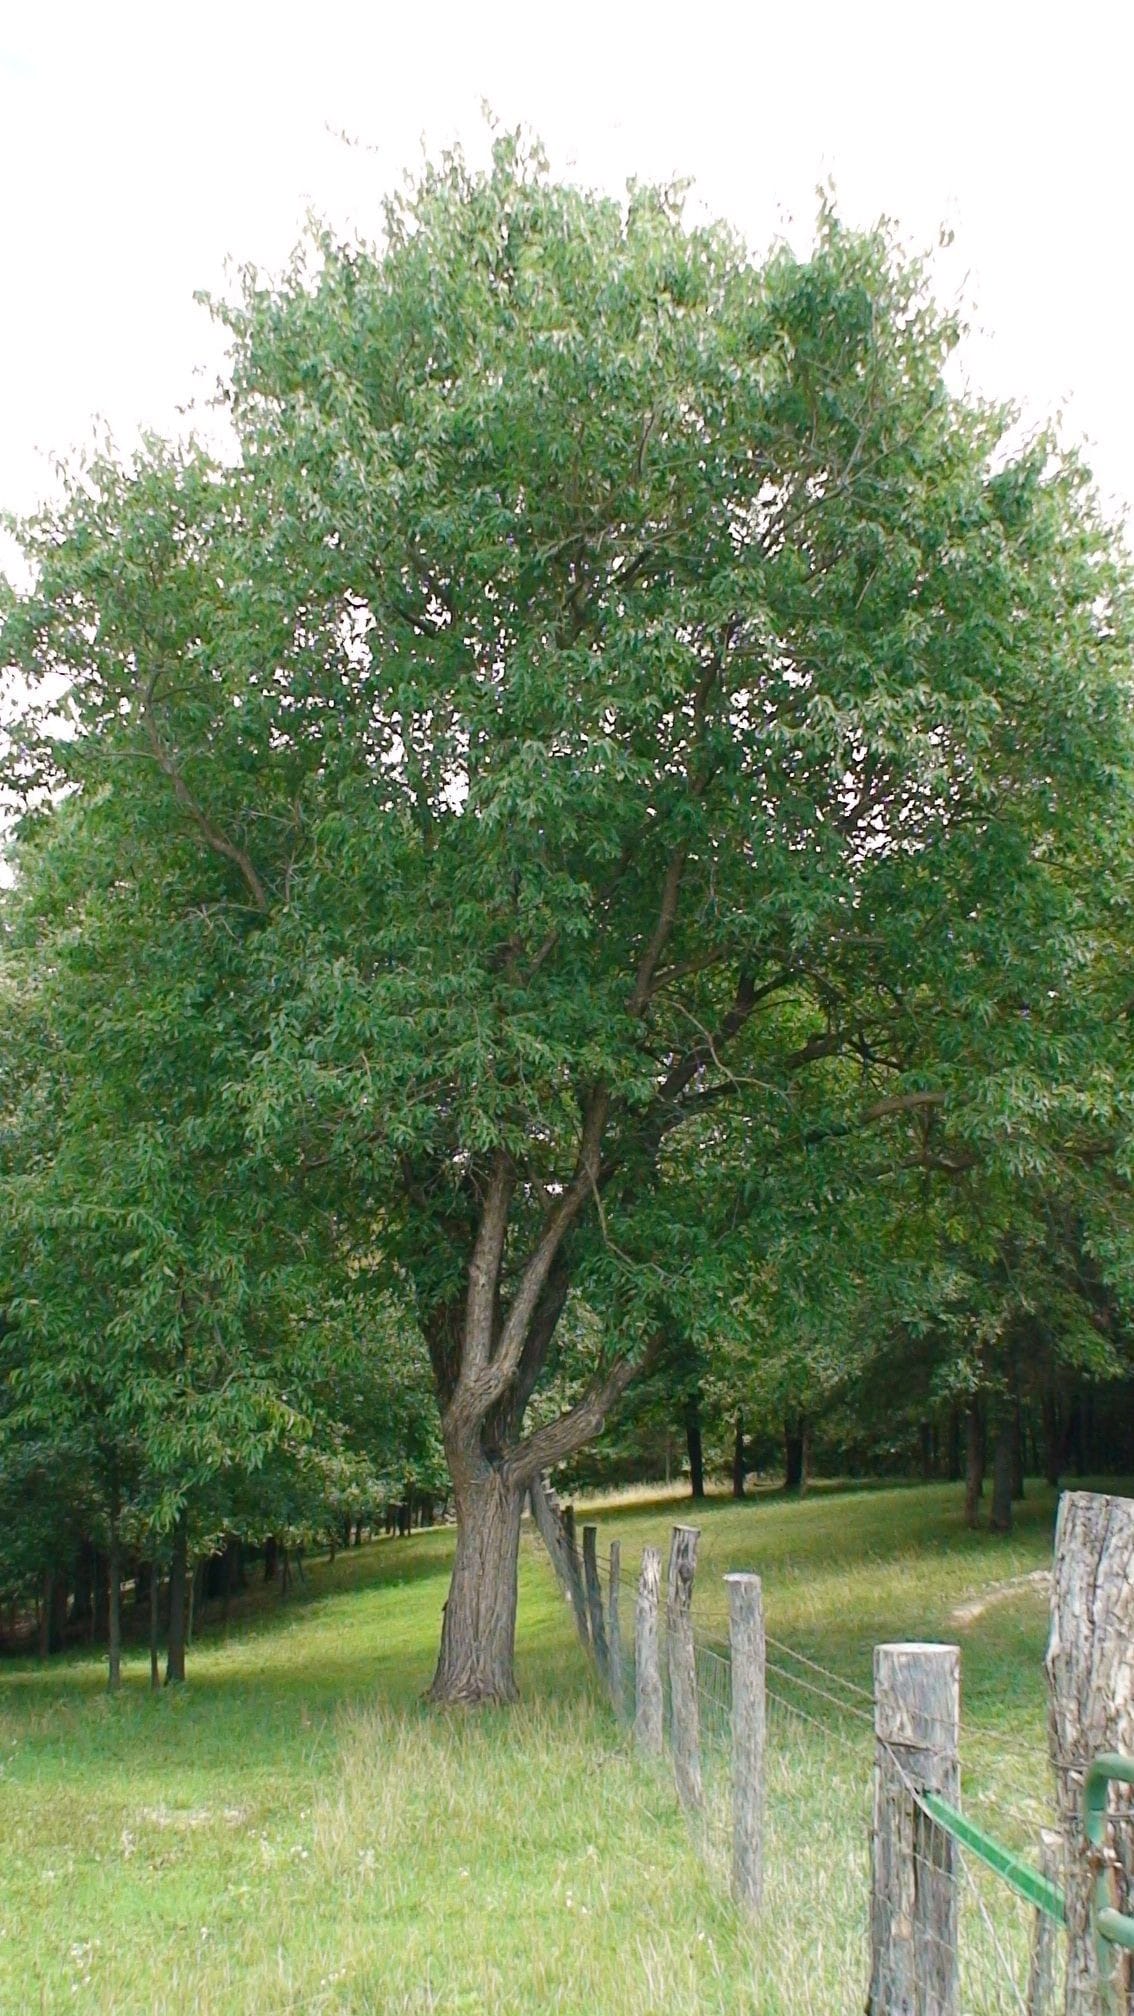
left=1, top=1477, right=1122, bottom=2012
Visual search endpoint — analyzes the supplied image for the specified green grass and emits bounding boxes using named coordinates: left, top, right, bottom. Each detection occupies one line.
left=0, top=1478, right=1119, bottom=2013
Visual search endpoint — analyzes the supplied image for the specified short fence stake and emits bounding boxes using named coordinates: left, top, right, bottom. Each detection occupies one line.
left=868, top=1641, right=960, bottom=2016
left=1026, top=1828, right=1062, bottom=2016
left=725, top=1571, right=765, bottom=1914
left=667, top=1525, right=703, bottom=1814
left=634, top=1545, right=663, bottom=1756
left=607, top=1540, right=624, bottom=1719
left=1045, top=1489, right=1134, bottom=2016
left=582, top=1524, right=610, bottom=1684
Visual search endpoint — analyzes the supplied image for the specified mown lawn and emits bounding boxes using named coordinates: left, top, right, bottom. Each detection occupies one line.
left=0, top=1478, right=1118, bottom=2014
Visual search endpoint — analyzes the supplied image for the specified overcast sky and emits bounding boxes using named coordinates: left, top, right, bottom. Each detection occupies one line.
left=1, top=0, right=1132, bottom=547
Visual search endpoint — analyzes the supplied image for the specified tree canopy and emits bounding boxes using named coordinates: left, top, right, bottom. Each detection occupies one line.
left=3, top=132, right=1133, bottom=1700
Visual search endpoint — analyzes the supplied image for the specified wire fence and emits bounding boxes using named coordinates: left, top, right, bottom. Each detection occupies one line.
left=539, top=1529, right=1127, bottom=2016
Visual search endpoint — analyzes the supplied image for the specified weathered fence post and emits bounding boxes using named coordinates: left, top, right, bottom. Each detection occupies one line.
left=1045, top=1489, right=1134, bottom=2016
left=582, top=1525, right=610, bottom=1684
left=528, top=1477, right=589, bottom=1648
left=725, top=1571, right=765, bottom=1914
left=634, top=1545, right=663, bottom=1756
left=868, top=1642, right=960, bottom=2016
left=1026, top=1829, right=1063, bottom=2016
left=607, top=1540, right=624, bottom=1719
left=667, top=1525, right=703, bottom=1814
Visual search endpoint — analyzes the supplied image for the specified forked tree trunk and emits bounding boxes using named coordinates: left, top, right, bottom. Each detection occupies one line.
left=427, top=1466, right=526, bottom=1705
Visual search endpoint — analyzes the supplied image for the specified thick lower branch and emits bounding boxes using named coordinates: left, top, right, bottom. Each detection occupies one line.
left=506, top=1347, right=650, bottom=1487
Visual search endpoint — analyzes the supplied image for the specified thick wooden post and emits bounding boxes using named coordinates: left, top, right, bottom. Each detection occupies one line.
left=607, top=1540, right=624, bottom=1719
left=725, top=1571, right=765, bottom=1914
left=634, top=1545, right=663, bottom=1756
left=667, top=1525, right=703, bottom=1814
left=868, top=1642, right=960, bottom=2016
left=1026, top=1830, right=1063, bottom=2016
left=1045, top=1490, right=1134, bottom=2016
left=582, top=1525, right=610, bottom=1683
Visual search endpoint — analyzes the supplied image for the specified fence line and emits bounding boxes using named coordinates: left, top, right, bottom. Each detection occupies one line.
left=527, top=1488, right=1134, bottom=2016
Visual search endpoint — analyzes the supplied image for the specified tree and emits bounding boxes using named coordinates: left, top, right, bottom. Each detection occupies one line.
left=4, top=134, right=1133, bottom=1702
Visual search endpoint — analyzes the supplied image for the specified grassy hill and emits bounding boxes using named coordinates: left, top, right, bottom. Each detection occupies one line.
left=0, top=1479, right=1101, bottom=2013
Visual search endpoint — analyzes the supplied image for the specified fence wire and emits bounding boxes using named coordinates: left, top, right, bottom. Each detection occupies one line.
left=543, top=1533, right=1087, bottom=2016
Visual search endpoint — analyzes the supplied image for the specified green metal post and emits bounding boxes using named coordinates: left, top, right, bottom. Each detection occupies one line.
left=1083, top=1754, right=1134, bottom=2013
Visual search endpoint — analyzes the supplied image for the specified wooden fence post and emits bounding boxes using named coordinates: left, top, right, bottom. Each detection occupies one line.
left=582, top=1525, right=610, bottom=1683
left=725, top=1571, right=765, bottom=1914
left=608, top=1540, right=624, bottom=1719
left=1045, top=1489, right=1134, bottom=2016
left=634, top=1545, right=663, bottom=1756
left=667, top=1525, right=703, bottom=1814
left=1026, top=1829, right=1062, bottom=2016
left=868, top=1642, right=960, bottom=2016
left=528, top=1477, right=590, bottom=1648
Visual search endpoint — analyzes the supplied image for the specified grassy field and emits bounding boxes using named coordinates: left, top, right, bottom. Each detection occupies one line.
left=0, top=1477, right=1113, bottom=2014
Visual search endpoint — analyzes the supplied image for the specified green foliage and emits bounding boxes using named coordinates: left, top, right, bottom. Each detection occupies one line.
left=3, top=134, right=1134, bottom=1671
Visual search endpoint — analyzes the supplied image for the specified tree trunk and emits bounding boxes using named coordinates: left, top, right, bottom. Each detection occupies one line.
left=989, top=1414, right=1013, bottom=1535
left=684, top=1391, right=705, bottom=1502
left=38, top=1570, right=51, bottom=1659
left=149, top=1564, right=160, bottom=1689
left=427, top=1465, right=525, bottom=1705
left=945, top=1404, right=962, bottom=1483
left=964, top=1400, right=985, bottom=1528
left=107, top=1530, right=122, bottom=1692
left=1041, top=1388, right=1062, bottom=1488
left=1010, top=1379, right=1025, bottom=1500
left=918, top=1419, right=934, bottom=1482
left=784, top=1414, right=808, bottom=1495
left=72, top=1541, right=95, bottom=1634
left=166, top=1512, right=188, bottom=1685
left=732, top=1413, right=746, bottom=1500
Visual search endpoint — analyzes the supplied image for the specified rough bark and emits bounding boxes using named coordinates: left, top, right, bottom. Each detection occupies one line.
left=1045, top=1490, right=1134, bottom=2016
left=427, top=1464, right=525, bottom=1705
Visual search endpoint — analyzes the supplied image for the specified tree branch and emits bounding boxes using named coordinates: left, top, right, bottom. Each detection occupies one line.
left=142, top=713, right=268, bottom=913
left=506, top=1344, right=654, bottom=1487
left=462, top=1151, right=514, bottom=1376
left=450, top=1090, right=610, bottom=1430
left=629, top=849, right=686, bottom=1014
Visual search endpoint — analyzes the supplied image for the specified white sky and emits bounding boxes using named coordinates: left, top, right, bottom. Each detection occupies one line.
left=1, top=0, right=1132, bottom=543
